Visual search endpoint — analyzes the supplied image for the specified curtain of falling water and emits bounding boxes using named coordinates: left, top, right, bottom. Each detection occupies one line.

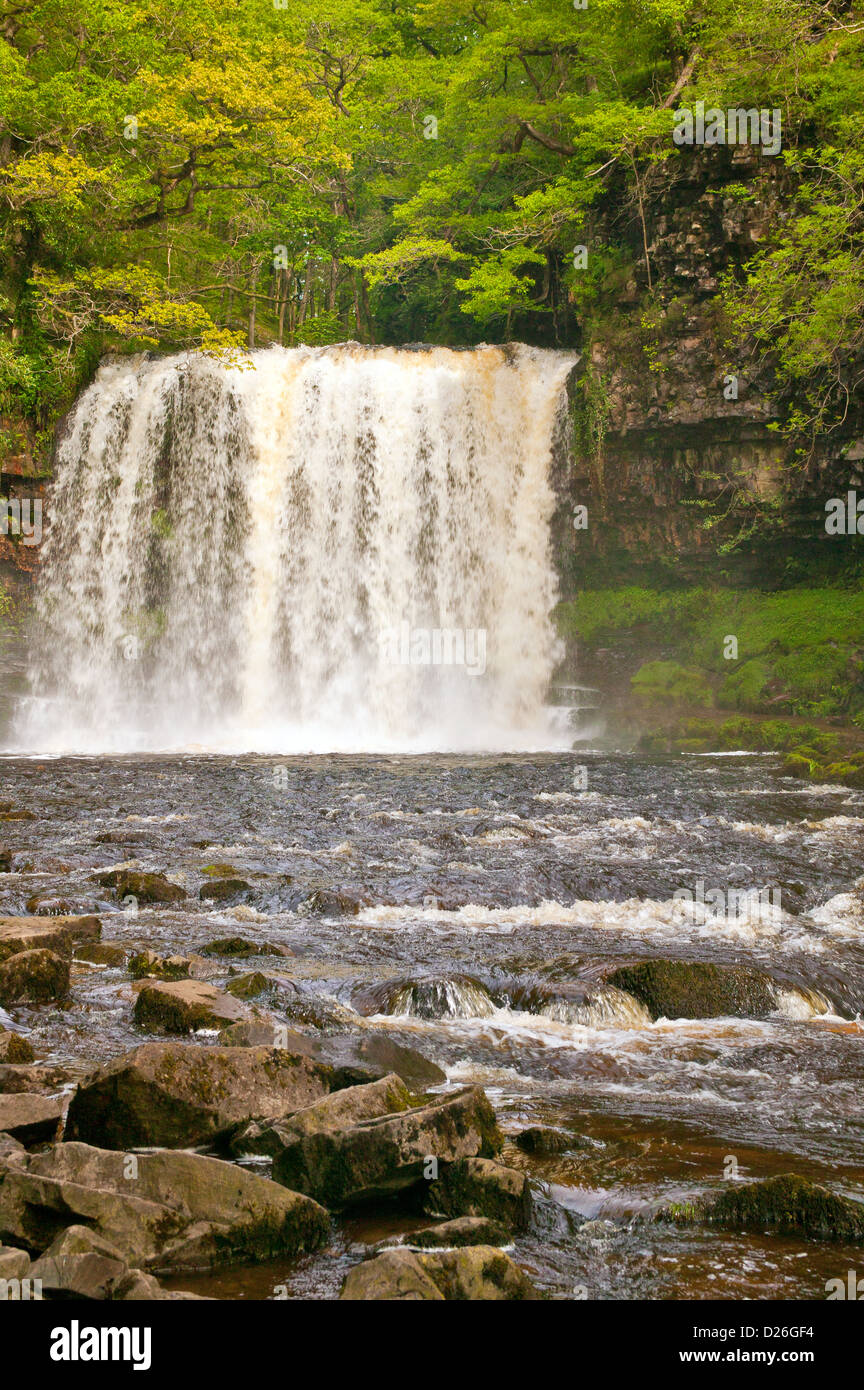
left=14, top=344, right=577, bottom=753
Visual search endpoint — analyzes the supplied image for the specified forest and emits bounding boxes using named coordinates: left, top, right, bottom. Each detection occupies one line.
left=0, top=0, right=862, bottom=452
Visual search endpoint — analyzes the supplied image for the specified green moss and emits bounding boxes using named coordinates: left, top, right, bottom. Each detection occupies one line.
left=706, top=1174, right=864, bottom=1242
left=631, top=661, right=713, bottom=707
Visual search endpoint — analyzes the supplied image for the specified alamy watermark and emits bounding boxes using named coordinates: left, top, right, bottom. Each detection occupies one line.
left=1, top=497, right=42, bottom=546
left=379, top=622, right=486, bottom=676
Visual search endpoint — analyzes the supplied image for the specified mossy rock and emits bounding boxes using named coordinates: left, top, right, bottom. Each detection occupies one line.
left=225, top=971, right=268, bottom=999
left=0, top=1030, right=36, bottom=1062
left=607, top=960, right=775, bottom=1020
left=201, top=863, right=241, bottom=878
left=199, top=878, right=252, bottom=902
left=98, top=870, right=186, bottom=905
left=129, top=950, right=190, bottom=981
left=706, top=1174, right=864, bottom=1242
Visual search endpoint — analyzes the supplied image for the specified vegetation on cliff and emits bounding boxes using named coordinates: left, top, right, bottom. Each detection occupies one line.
left=0, top=0, right=862, bottom=451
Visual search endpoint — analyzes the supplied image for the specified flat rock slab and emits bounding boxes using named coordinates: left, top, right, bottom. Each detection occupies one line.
left=272, top=1084, right=503, bottom=1207
left=0, top=916, right=101, bottom=963
left=65, top=1042, right=337, bottom=1149
left=0, top=1141, right=329, bottom=1270
left=132, top=978, right=249, bottom=1033
left=0, top=1093, right=63, bottom=1147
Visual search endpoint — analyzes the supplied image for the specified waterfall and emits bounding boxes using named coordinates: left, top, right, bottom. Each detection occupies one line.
left=13, top=343, right=577, bottom=754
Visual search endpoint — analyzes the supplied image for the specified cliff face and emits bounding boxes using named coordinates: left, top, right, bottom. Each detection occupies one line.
left=553, top=146, right=864, bottom=595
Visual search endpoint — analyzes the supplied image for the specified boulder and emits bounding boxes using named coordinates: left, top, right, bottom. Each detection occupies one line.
left=272, top=1085, right=503, bottom=1207
left=410, top=1215, right=510, bottom=1248
left=65, top=1042, right=336, bottom=1149
left=0, top=846, right=10, bottom=873
left=0, top=916, right=101, bottom=963
left=0, top=1244, right=30, bottom=1281
left=225, top=972, right=268, bottom=999
left=0, top=1142, right=329, bottom=1269
left=73, top=942, right=127, bottom=967
left=25, top=894, right=75, bottom=916
left=299, top=889, right=363, bottom=917
left=202, top=936, right=288, bottom=958
left=515, top=1126, right=573, bottom=1156
left=304, top=1033, right=446, bottom=1090
left=0, top=1094, right=63, bottom=1147
left=30, top=1225, right=128, bottom=1300
left=703, top=1174, right=864, bottom=1242
left=0, top=949, right=70, bottom=1004
left=340, top=1247, right=443, bottom=1300
left=0, top=1032, right=35, bottom=1064
left=132, top=979, right=249, bottom=1033
left=423, top=1157, right=532, bottom=1231
left=97, top=870, right=186, bottom=905
left=340, top=1245, right=539, bottom=1300
left=199, top=879, right=251, bottom=902
left=607, top=960, right=776, bottom=1020
left=129, top=950, right=192, bottom=980
left=217, top=1025, right=446, bottom=1090
left=0, top=1064, right=72, bottom=1095
left=0, top=1133, right=28, bottom=1165
left=230, top=1073, right=411, bottom=1159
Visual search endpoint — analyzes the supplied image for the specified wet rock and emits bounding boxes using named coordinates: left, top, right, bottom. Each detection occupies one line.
left=272, top=1085, right=502, bottom=1207
left=25, top=894, right=75, bottom=916
left=275, top=983, right=358, bottom=1032
left=0, top=846, right=10, bottom=873
left=703, top=1174, right=864, bottom=1242
left=0, top=948, right=70, bottom=1004
left=0, top=916, right=101, bottom=963
left=423, top=1157, right=532, bottom=1231
left=74, top=942, right=127, bottom=967
left=304, top=1033, right=447, bottom=1091
left=515, top=1126, right=574, bottom=1156
left=354, top=974, right=495, bottom=1019
left=410, top=1215, right=510, bottom=1248
left=607, top=960, right=776, bottom=1020
left=97, top=870, right=186, bottom=905
left=225, top=971, right=268, bottom=999
left=0, top=1031, right=35, bottom=1063
left=129, top=950, right=190, bottom=981
left=340, top=1245, right=539, bottom=1300
left=299, top=888, right=363, bottom=917
left=230, top=1073, right=411, bottom=1158
left=132, top=978, right=249, bottom=1033
left=202, top=936, right=289, bottom=958
left=0, top=1093, right=63, bottom=1147
left=65, top=1042, right=335, bottom=1149
left=0, top=1142, right=329, bottom=1269
left=199, top=878, right=252, bottom=902
left=217, top=1024, right=446, bottom=1090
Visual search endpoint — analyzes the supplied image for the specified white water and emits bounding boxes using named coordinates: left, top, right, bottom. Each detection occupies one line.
left=13, top=344, right=577, bottom=754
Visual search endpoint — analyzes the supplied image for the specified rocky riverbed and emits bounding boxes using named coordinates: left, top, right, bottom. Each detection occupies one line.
left=0, top=750, right=863, bottom=1300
